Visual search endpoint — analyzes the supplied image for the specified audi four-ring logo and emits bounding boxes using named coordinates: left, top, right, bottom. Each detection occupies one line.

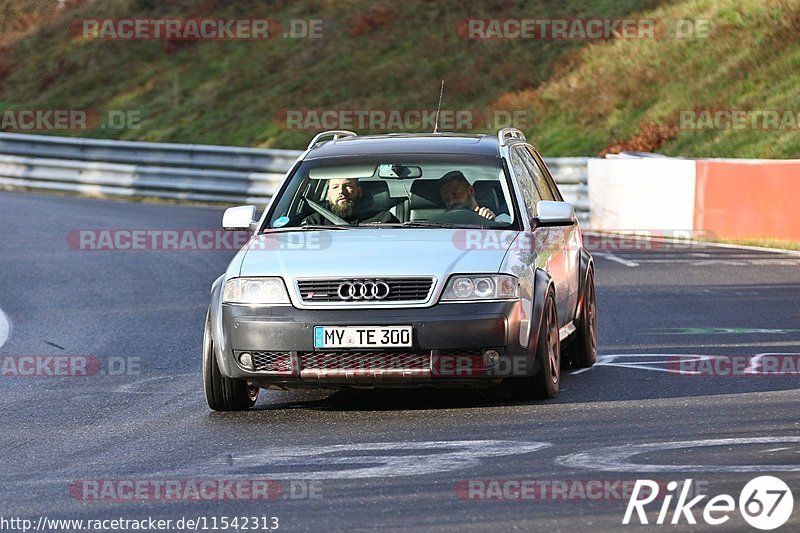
left=337, top=280, right=391, bottom=300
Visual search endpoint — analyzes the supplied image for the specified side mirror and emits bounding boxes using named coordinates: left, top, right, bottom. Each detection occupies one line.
left=532, top=201, right=576, bottom=228
left=222, top=205, right=258, bottom=231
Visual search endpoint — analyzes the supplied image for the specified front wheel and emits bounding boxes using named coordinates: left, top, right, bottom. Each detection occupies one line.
left=203, top=310, right=259, bottom=411
left=509, top=289, right=561, bottom=400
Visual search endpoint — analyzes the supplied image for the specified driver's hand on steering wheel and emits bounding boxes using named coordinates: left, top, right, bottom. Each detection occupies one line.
left=474, top=206, right=496, bottom=220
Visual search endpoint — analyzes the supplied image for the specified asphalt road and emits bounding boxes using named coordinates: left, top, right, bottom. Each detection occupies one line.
left=1, top=190, right=799, bottom=532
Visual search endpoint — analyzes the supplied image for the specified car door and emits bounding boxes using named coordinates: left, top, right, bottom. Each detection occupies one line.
left=528, top=147, right=582, bottom=322
left=515, top=146, right=575, bottom=328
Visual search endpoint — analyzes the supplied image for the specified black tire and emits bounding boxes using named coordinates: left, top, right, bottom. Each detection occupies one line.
left=569, top=269, right=598, bottom=368
left=510, top=289, right=560, bottom=400
left=203, top=310, right=259, bottom=411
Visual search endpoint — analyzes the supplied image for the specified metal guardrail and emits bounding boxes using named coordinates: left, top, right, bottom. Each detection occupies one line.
left=0, top=132, right=588, bottom=224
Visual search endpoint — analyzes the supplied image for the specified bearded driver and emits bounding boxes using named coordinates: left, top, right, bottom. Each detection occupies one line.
left=302, top=178, right=398, bottom=225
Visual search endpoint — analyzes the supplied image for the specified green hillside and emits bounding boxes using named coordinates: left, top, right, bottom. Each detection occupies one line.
left=1, top=0, right=798, bottom=157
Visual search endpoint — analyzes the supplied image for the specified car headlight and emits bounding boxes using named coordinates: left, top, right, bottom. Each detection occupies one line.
left=441, top=274, right=518, bottom=301
left=223, top=277, right=290, bottom=304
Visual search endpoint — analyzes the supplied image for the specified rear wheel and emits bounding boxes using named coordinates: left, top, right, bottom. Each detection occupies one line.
left=569, top=269, right=597, bottom=368
left=510, top=289, right=560, bottom=400
left=203, top=310, right=259, bottom=411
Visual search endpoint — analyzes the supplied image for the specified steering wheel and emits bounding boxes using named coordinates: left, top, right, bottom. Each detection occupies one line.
left=304, top=197, right=349, bottom=226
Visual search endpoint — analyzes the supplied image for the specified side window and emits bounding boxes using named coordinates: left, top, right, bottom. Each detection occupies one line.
left=526, top=147, right=562, bottom=201
left=519, top=147, right=555, bottom=201
left=510, top=148, right=541, bottom=217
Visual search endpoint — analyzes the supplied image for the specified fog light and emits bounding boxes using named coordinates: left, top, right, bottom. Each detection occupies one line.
left=483, top=349, right=500, bottom=367
left=239, top=352, right=253, bottom=370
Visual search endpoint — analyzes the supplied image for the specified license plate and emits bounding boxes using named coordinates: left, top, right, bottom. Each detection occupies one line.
left=314, top=326, right=413, bottom=349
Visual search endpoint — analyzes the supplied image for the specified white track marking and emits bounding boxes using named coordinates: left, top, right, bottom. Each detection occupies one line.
left=570, top=353, right=695, bottom=376
left=572, top=353, right=800, bottom=376
left=596, top=353, right=719, bottom=374
left=581, top=353, right=726, bottom=374
left=593, top=252, right=639, bottom=267
left=653, top=327, right=800, bottom=335
left=747, top=353, right=767, bottom=374
left=557, top=436, right=800, bottom=473
left=111, top=373, right=195, bottom=393
left=603, top=340, right=800, bottom=351
left=153, top=440, right=552, bottom=480
left=607, top=258, right=800, bottom=266
left=0, top=306, right=10, bottom=350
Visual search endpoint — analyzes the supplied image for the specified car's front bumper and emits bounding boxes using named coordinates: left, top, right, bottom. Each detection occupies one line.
left=214, top=301, right=536, bottom=388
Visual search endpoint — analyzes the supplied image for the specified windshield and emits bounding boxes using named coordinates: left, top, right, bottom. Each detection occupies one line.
left=264, top=154, right=519, bottom=230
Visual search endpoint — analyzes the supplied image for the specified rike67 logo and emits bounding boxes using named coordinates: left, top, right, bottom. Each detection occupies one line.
left=624, top=476, right=794, bottom=530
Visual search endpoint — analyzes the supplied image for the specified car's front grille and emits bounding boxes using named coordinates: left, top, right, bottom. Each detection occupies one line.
left=296, top=278, right=434, bottom=303
left=299, top=351, right=430, bottom=370
left=243, top=349, right=490, bottom=375
left=249, top=351, right=292, bottom=373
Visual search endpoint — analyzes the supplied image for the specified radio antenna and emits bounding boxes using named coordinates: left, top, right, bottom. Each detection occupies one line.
left=433, top=80, right=445, bottom=134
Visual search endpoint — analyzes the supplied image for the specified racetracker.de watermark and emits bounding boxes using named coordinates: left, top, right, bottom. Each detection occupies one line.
left=70, top=18, right=323, bottom=40
left=1, top=109, right=141, bottom=131
left=456, top=479, right=709, bottom=500
left=66, top=230, right=332, bottom=252
left=68, top=479, right=322, bottom=501
left=1, top=356, right=141, bottom=377
left=456, top=18, right=712, bottom=40
left=275, top=109, right=531, bottom=131
left=667, top=354, right=800, bottom=377
left=450, top=230, right=716, bottom=252
left=679, top=109, right=800, bottom=130
left=582, top=230, right=718, bottom=252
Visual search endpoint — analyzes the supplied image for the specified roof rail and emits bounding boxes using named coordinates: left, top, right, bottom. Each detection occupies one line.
left=306, top=130, right=357, bottom=150
left=497, top=128, right=526, bottom=147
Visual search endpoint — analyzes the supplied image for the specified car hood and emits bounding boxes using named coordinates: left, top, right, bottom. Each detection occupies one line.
left=237, top=228, right=520, bottom=279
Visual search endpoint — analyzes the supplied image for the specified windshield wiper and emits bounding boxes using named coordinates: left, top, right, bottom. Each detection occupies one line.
left=262, top=224, right=351, bottom=233
left=357, top=222, right=404, bottom=227
left=299, top=223, right=351, bottom=230
left=402, top=221, right=499, bottom=229
left=399, top=221, right=462, bottom=229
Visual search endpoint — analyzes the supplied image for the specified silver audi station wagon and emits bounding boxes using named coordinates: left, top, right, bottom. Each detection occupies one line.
left=203, top=129, right=597, bottom=410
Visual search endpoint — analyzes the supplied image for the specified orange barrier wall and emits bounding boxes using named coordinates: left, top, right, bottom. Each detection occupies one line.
left=694, top=161, right=800, bottom=241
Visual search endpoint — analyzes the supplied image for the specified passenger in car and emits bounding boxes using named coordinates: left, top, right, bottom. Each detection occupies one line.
left=438, top=171, right=510, bottom=222
left=302, top=177, right=398, bottom=225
